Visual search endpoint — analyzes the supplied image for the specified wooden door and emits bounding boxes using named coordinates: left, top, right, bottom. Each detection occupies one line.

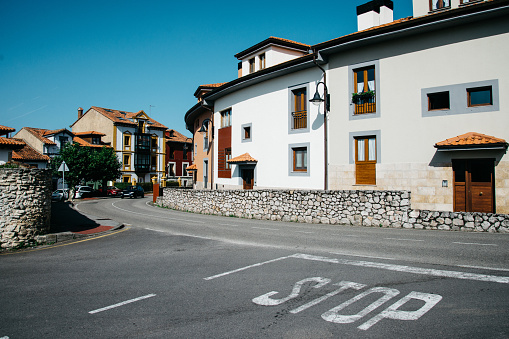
left=242, top=169, right=254, bottom=190
left=453, top=159, right=494, bottom=213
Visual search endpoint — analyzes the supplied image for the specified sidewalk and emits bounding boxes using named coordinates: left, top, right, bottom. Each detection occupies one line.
left=37, top=199, right=124, bottom=244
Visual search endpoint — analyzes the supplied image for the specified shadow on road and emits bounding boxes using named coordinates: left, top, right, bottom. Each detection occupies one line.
left=50, top=201, right=100, bottom=233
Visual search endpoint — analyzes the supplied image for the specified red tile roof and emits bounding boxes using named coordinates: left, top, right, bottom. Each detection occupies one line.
left=0, top=125, right=16, bottom=136
left=166, top=129, right=192, bottom=143
left=0, top=137, right=25, bottom=148
left=435, top=132, right=508, bottom=148
left=73, top=136, right=110, bottom=148
left=186, top=163, right=197, bottom=171
left=11, top=139, right=50, bottom=161
left=89, top=106, right=168, bottom=130
left=73, top=131, right=106, bottom=137
left=227, top=153, right=258, bottom=163
left=21, top=127, right=57, bottom=145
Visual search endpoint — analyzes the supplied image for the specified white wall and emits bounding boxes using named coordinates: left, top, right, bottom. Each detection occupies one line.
left=213, top=67, right=327, bottom=190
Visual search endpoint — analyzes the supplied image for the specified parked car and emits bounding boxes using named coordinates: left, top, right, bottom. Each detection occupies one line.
left=74, top=185, right=93, bottom=199
left=107, top=186, right=122, bottom=196
left=51, top=189, right=69, bottom=202
left=121, top=185, right=144, bottom=199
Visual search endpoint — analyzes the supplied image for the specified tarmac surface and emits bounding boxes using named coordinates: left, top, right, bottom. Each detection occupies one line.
left=49, top=197, right=124, bottom=238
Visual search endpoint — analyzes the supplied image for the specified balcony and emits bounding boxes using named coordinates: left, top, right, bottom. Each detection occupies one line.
left=353, top=92, right=376, bottom=114
left=135, top=153, right=150, bottom=173
left=135, top=133, right=151, bottom=153
left=292, top=110, right=307, bottom=129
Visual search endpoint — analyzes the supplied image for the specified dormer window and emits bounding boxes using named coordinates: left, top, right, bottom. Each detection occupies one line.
left=430, top=0, right=450, bottom=11
left=249, top=58, right=255, bottom=73
left=259, top=53, right=266, bottom=70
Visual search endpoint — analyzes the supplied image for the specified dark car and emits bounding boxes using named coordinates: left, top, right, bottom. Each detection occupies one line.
left=121, top=185, right=144, bottom=199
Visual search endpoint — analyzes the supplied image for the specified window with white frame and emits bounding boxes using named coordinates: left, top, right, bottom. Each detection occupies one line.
left=221, top=108, right=232, bottom=128
left=430, top=0, right=450, bottom=11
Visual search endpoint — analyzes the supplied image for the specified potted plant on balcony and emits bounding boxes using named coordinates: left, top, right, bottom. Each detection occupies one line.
left=352, top=90, right=375, bottom=104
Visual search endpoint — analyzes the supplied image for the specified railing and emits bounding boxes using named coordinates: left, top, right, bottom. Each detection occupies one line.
left=292, top=110, right=307, bottom=129
left=354, top=95, right=376, bottom=115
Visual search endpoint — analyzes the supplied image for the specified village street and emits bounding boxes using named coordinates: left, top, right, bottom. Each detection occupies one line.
left=1, top=197, right=508, bottom=338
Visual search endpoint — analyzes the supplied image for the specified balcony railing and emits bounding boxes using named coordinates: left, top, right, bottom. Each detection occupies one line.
left=353, top=92, right=376, bottom=114
left=292, top=110, right=307, bottom=129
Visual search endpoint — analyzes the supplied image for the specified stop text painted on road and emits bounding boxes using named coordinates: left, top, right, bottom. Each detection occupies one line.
left=252, top=277, right=442, bottom=331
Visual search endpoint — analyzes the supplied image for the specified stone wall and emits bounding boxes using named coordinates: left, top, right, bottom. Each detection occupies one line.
left=161, top=188, right=509, bottom=233
left=0, top=168, right=52, bottom=249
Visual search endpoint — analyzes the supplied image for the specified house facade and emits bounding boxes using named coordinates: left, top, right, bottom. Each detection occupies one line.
left=13, top=127, right=74, bottom=159
left=184, top=0, right=509, bottom=214
left=71, top=106, right=167, bottom=184
left=165, top=129, right=193, bottom=179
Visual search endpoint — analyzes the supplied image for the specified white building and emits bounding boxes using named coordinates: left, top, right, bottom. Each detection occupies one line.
left=185, top=0, right=509, bottom=214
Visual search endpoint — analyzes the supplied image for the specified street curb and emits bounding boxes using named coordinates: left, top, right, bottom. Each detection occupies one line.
left=35, top=224, right=125, bottom=245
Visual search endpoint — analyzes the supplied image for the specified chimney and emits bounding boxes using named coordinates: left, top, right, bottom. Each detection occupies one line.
left=357, top=0, right=394, bottom=31
left=78, top=107, right=84, bottom=119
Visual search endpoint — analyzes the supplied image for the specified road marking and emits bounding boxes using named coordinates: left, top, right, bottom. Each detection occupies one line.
left=111, top=201, right=205, bottom=224
left=384, top=238, right=424, bottom=242
left=452, top=242, right=497, bottom=247
left=204, top=253, right=509, bottom=284
left=89, top=294, right=156, bottom=314
left=0, top=228, right=129, bottom=255
left=145, top=228, right=167, bottom=233
left=220, top=223, right=239, bottom=227
left=204, top=255, right=292, bottom=281
left=296, top=231, right=315, bottom=234
left=252, top=227, right=279, bottom=231
left=292, top=253, right=509, bottom=284
left=329, top=251, right=395, bottom=261
left=458, top=265, right=509, bottom=272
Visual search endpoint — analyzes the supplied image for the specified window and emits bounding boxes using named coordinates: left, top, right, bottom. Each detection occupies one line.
left=183, top=144, right=188, bottom=160
left=225, top=148, right=232, bottom=170
left=123, top=133, right=131, bottom=150
left=249, top=58, right=255, bottom=73
left=123, top=154, right=130, bottom=170
left=168, top=162, right=176, bottom=177
left=428, top=91, right=450, bottom=110
left=169, top=146, right=175, bottom=159
left=353, top=66, right=376, bottom=114
left=92, top=137, right=100, bottom=145
left=151, top=156, right=157, bottom=171
left=468, top=86, right=492, bottom=107
left=293, top=147, right=307, bottom=172
left=59, top=136, right=68, bottom=145
left=182, top=162, right=189, bottom=176
left=355, top=137, right=376, bottom=185
left=122, top=175, right=131, bottom=183
left=292, top=88, right=307, bottom=129
left=203, top=134, right=209, bottom=151
left=151, top=136, right=158, bottom=150
left=259, top=53, right=266, bottom=70
left=221, top=109, right=232, bottom=128
left=138, top=120, right=145, bottom=133
left=244, top=126, right=251, bottom=140
left=430, top=0, right=450, bottom=10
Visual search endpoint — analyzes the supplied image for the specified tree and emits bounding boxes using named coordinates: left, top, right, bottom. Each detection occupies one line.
left=52, top=143, right=122, bottom=192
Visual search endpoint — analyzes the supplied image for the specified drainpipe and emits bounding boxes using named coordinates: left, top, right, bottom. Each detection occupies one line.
left=311, top=50, right=328, bottom=191
left=200, top=101, right=215, bottom=190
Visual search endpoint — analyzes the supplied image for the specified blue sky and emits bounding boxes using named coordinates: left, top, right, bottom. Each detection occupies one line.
left=1, top=0, right=413, bottom=137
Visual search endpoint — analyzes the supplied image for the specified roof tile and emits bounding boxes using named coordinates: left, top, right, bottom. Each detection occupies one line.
left=435, top=132, right=508, bottom=148
left=227, top=153, right=258, bottom=163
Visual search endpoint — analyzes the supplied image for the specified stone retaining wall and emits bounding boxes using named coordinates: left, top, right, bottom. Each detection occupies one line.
left=161, top=188, right=509, bottom=233
left=0, top=168, right=52, bottom=249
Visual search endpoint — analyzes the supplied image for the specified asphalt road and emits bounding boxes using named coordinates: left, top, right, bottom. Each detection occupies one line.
left=1, top=196, right=508, bottom=338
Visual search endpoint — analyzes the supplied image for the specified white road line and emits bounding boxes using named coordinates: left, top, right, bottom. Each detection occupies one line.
left=204, top=256, right=292, bottom=281
left=252, top=227, right=280, bottom=231
left=458, top=265, right=509, bottom=272
left=452, top=242, right=497, bottom=247
left=385, top=238, right=424, bottom=242
left=296, top=231, right=314, bottom=234
left=292, top=253, right=509, bottom=284
left=328, top=251, right=395, bottom=261
left=89, top=294, right=156, bottom=314
left=112, top=201, right=205, bottom=224
left=144, top=228, right=167, bottom=233
left=220, top=223, right=239, bottom=227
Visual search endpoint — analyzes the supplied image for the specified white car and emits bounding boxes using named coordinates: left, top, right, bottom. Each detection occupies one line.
left=52, top=189, right=69, bottom=202
left=74, top=186, right=92, bottom=199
